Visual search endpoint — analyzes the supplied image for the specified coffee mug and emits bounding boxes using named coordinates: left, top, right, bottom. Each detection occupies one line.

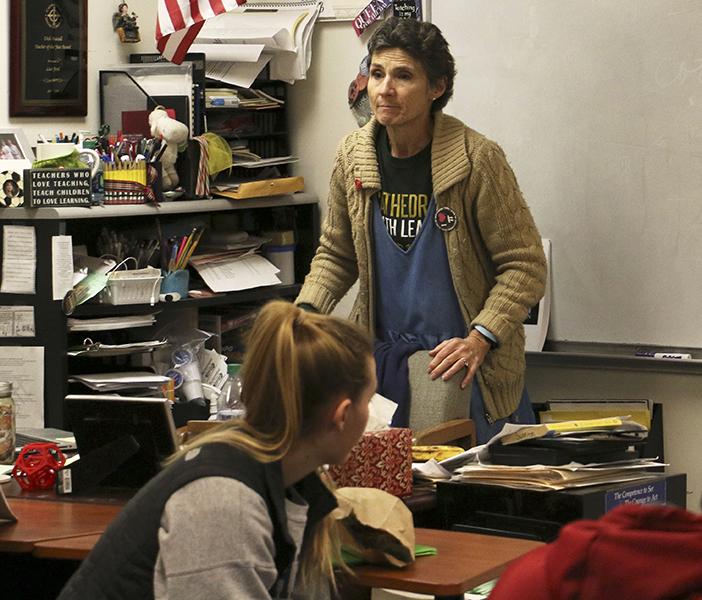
left=34, top=143, right=100, bottom=178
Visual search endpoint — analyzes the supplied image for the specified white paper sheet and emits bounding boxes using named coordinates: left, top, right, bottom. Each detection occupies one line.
left=192, top=254, right=281, bottom=293
left=207, top=55, right=273, bottom=88
left=189, top=43, right=266, bottom=63
left=0, top=346, right=44, bottom=428
left=525, top=239, right=552, bottom=351
left=195, top=2, right=322, bottom=83
left=0, top=306, right=35, bottom=338
left=52, top=235, right=74, bottom=301
left=1, top=225, right=36, bottom=295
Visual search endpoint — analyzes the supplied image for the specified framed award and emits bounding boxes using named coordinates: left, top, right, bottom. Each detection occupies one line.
left=9, top=0, right=88, bottom=117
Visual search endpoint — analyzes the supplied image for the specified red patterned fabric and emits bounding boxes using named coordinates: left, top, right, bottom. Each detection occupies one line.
left=328, top=428, right=413, bottom=498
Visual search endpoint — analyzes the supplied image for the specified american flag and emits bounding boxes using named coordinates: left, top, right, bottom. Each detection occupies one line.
left=156, top=0, right=247, bottom=64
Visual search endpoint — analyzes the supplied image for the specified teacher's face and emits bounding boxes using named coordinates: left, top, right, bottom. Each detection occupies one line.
left=368, top=48, right=443, bottom=130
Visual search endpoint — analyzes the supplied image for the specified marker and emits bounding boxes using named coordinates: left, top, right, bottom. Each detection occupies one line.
left=635, top=351, right=692, bottom=360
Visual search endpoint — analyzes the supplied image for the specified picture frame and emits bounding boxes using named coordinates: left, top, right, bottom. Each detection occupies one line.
left=9, top=0, right=88, bottom=117
left=0, top=129, right=34, bottom=208
left=524, top=239, right=552, bottom=352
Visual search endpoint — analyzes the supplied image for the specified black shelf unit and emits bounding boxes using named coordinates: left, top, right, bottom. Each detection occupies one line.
left=0, top=194, right=318, bottom=428
left=205, top=77, right=294, bottom=182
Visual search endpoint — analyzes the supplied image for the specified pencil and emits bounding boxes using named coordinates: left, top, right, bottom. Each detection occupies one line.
left=175, top=228, right=197, bottom=270
left=179, top=227, right=205, bottom=268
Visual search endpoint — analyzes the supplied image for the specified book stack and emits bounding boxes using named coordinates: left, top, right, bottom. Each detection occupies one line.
left=488, top=416, right=648, bottom=466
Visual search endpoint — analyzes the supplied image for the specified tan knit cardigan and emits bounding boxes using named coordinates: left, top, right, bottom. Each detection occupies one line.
left=297, top=112, right=547, bottom=421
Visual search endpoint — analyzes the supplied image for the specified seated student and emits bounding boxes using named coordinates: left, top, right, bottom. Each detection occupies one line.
left=58, top=300, right=376, bottom=600
left=488, top=503, right=702, bottom=600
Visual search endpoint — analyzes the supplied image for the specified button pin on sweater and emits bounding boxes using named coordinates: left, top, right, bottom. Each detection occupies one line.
left=434, top=206, right=457, bottom=231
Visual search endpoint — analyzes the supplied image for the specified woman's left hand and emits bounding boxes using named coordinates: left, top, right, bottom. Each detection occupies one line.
left=427, top=330, right=491, bottom=389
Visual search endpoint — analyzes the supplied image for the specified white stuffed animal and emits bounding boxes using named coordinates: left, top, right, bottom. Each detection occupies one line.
left=148, top=107, right=189, bottom=191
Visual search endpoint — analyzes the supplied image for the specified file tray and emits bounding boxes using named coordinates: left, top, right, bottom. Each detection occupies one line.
left=488, top=437, right=647, bottom=466
left=100, top=63, right=193, bottom=137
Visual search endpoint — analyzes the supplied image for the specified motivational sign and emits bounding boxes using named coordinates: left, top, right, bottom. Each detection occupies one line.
left=23, top=169, right=93, bottom=207
left=9, top=0, right=87, bottom=117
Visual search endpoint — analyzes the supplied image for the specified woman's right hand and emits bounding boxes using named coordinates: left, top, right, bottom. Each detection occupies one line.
left=427, top=330, right=491, bottom=389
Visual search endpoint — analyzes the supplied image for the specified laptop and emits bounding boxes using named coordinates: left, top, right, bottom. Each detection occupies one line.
left=15, top=427, right=77, bottom=452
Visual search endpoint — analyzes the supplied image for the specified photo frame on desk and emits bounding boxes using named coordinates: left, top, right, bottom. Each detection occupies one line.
left=0, top=129, right=34, bottom=208
left=524, top=239, right=552, bottom=352
left=9, top=0, right=88, bottom=117
left=61, top=395, right=178, bottom=493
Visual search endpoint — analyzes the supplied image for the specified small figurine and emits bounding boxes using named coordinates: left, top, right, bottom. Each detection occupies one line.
left=113, top=3, right=140, bottom=43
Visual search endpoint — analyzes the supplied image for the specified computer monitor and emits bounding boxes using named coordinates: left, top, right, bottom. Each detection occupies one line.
left=64, top=395, right=179, bottom=490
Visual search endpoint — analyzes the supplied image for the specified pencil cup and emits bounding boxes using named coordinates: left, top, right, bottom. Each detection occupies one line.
left=161, top=269, right=189, bottom=299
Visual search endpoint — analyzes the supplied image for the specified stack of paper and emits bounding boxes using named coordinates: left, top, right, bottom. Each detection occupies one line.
left=69, top=371, right=171, bottom=392
left=190, top=253, right=281, bottom=293
left=453, top=459, right=667, bottom=491
left=540, top=399, right=652, bottom=430
left=191, top=0, right=323, bottom=86
left=67, top=314, right=157, bottom=332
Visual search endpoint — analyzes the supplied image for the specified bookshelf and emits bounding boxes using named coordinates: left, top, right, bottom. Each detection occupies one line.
left=0, top=194, right=319, bottom=427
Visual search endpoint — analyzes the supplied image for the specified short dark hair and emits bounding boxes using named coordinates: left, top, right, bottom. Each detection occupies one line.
left=367, top=17, right=456, bottom=113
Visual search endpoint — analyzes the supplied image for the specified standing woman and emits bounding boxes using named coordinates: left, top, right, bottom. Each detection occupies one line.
left=297, top=17, right=547, bottom=443
left=58, top=300, right=376, bottom=599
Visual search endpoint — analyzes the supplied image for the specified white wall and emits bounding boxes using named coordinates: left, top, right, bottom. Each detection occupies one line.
left=0, top=0, right=157, bottom=138
left=290, top=16, right=702, bottom=512
left=287, top=20, right=367, bottom=317
left=2, top=3, right=700, bottom=510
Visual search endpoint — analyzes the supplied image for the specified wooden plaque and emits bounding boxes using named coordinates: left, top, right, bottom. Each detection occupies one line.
left=9, top=0, right=88, bottom=117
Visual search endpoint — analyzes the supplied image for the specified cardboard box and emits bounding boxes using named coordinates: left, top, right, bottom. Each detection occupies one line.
left=328, top=428, right=413, bottom=498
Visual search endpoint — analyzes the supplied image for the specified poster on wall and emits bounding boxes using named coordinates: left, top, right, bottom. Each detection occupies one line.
left=9, top=0, right=88, bottom=117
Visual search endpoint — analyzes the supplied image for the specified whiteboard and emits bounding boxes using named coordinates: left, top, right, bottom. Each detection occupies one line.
left=433, top=0, right=702, bottom=347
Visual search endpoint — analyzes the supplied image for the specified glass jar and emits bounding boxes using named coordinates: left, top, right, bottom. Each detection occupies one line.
left=0, top=382, right=15, bottom=465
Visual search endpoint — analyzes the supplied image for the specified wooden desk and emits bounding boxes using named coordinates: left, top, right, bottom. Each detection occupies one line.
left=0, top=497, right=121, bottom=553
left=352, top=528, right=543, bottom=600
left=33, top=533, right=102, bottom=560
left=2, top=500, right=541, bottom=600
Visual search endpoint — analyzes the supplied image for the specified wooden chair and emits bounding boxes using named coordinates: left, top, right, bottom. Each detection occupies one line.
left=414, top=418, right=476, bottom=449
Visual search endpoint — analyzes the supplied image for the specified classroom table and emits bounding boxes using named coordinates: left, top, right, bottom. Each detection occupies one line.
left=33, top=533, right=102, bottom=560
left=27, top=525, right=543, bottom=600
left=0, top=495, right=124, bottom=599
left=2, top=495, right=542, bottom=600
left=352, top=528, right=543, bottom=600
left=0, top=497, right=122, bottom=553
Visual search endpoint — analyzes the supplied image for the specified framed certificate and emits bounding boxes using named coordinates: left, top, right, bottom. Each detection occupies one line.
left=9, top=0, right=88, bottom=117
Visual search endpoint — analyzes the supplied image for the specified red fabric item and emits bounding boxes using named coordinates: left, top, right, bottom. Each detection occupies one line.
left=155, top=0, right=247, bottom=64
left=327, top=428, right=413, bottom=497
left=489, top=503, right=702, bottom=600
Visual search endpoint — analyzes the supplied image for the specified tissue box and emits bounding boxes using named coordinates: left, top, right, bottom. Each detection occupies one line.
left=328, top=428, right=413, bottom=498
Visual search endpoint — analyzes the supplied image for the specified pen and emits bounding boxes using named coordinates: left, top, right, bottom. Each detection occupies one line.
left=635, top=351, right=692, bottom=360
